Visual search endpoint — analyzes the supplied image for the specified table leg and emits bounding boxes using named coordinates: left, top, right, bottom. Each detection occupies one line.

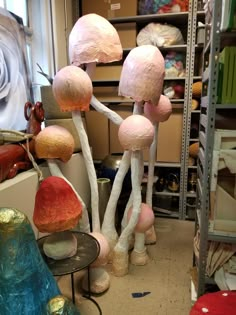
left=71, top=273, right=75, bottom=304
left=82, top=266, right=102, bottom=315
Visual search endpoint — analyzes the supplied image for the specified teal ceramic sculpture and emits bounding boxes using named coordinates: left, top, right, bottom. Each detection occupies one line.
left=0, top=207, right=60, bottom=315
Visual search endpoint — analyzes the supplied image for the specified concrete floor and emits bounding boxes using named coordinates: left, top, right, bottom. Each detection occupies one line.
left=57, top=218, right=195, bottom=315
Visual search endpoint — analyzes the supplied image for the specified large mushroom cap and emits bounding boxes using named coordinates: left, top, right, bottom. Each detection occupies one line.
left=144, top=94, right=172, bottom=123
left=119, top=45, right=165, bottom=106
left=35, top=125, right=75, bottom=163
left=33, top=176, right=82, bottom=233
left=53, top=65, right=92, bottom=112
left=69, top=13, right=123, bottom=66
left=118, top=114, right=154, bottom=151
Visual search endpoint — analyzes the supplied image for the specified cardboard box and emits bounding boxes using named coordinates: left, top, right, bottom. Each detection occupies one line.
left=93, top=86, right=131, bottom=103
left=156, top=109, right=183, bottom=163
left=115, top=23, right=136, bottom=48
left=85, top=109, right=109, bottom=160
left=94, top=65, right=122, bottom=81
left=81, top=0, right=137, bottom=19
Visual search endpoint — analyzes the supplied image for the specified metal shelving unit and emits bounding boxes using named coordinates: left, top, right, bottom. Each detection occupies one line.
left=195, top=0, right=236, bottom=297
left=179, top=0, right=204, bottom=219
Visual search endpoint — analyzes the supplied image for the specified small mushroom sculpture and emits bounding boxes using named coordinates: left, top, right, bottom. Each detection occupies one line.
left=112, top=114, right=154, bottom=276
left=143, top=95, right=172, bottom=245
left=34, top=124, right=90, bottom=233
left=52, top=66, right=98, bottom=232
left=33, top=176, right=83, bottom=260
left=69, top=13, right=124, bottom=126
left=52, top=66, right=111, bottom=294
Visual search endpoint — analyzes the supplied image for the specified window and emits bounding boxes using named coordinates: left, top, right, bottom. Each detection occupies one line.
left=0, top=0, right=72, bottom=130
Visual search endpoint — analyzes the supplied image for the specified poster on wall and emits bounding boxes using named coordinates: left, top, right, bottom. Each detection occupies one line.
left=0, top=7, right=31, bottom=131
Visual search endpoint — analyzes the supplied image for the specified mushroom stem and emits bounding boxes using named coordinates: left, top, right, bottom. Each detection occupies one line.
left=145, top=123, right=158, bottom=244
left=85, top=62, right=96, bottom=79
left=146, top=123, right=158, bottom=206
left=121, top=148, right=143, bottom=230
left=85, top=62, right=123, bottom=126
left=101, top=150, right=131, bottom=251
left=72, top=110, right=100, bottom=233
left=91, top=95, right=123, bottom=125
left=112, top=150, right=142, bottom=276
left=47, top=159, right=90, bottom=233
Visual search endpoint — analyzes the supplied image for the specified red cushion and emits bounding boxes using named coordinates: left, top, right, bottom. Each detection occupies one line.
left=190, top=291, right=236, bottom=315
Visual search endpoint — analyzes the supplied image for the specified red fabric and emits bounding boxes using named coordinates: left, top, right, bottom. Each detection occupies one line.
left=190, top=291, right=236, bottom=315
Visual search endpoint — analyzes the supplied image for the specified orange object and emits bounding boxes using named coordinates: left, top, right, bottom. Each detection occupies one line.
left=33, top=176, right=82, bottom=233
left=191, top=99, right=199, bottom=110
left=192, top=81, right=202, bottom=98
left=189, top=142, right=199, bottom=158
left=35, top=125, right=75, bottom=163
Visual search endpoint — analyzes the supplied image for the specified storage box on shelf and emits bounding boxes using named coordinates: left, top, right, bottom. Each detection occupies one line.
left=218, top=47, right=236, bottom=104
left=209, top=129, right=236, bottom=235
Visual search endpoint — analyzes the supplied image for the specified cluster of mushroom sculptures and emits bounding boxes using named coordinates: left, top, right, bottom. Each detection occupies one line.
left=32, top=12, right=172, bottom=295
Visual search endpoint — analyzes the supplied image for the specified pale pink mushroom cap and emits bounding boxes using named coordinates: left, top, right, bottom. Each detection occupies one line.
left=118, top=115, right=154, bottom=151
left=89, top=232, right=110, bottom=267
left=52, top=65, right=92, bottom=112
left=119, top=45, right=165, bottom=106
left=144, top=94, right=172, bottom=123
left=35, top=125, right=75, bottom=163
left=69, top=13, right=123, bottom=66
left=127, top=203, right=155, bottom=233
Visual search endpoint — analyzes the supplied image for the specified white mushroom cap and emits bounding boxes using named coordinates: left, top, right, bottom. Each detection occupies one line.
left=118, top=114, right=154, bottom=151
left=69, top=13, right=123, bottom=66
left=144, top=94, right=172, bottom=123
left=119, top=45, right=165, bottom=106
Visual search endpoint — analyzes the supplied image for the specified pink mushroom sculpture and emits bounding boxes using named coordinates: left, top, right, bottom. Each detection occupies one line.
left=111, top=114, right=154, bottom=276
left=52, top=65, right=111, bottom=294
left=69, top=13, right=127, bottom=271
left=119, top=45, right=164, bottom=106
left=143, top=95, right=172, bottom=245
left=69, top=13, right=124, bottom=126
left=102, top=45, right=165, bottom=272
left=127, top=203, right=155, bottom=234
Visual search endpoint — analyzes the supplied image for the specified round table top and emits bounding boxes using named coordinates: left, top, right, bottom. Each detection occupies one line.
left=37, top=231, right=100, bottom=276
